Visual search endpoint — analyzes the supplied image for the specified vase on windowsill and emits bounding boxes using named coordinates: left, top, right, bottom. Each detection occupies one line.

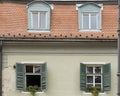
left=27, top=85, right=39, bottom=96
left=87, top=86, right=100, bottom=96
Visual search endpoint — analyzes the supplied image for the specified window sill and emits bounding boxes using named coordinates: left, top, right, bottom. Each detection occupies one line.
left=21, top=91, right=44, bottom=94
left=28, top=30, right=50, bottom=33
left=79, top=29, right=101, bottom=32
left=83, top=92, right=106, bottom=95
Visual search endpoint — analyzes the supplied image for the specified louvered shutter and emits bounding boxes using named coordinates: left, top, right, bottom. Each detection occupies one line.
left=16, top=63, right=25, bottom=90
left=103, top=63, right=111, bottom=91
left=80, top=63, right=86, bottom=91
left=41, top=63, right=47, bottom=90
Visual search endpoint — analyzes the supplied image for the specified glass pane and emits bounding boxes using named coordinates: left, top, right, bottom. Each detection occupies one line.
left=40, top=12, right=46, bottom=29
left=91, top=13, right=97, bottom=29
left=32, top=12, right=38, bottom=29
left=26, top=66, right=33, bottom=73
left=83, top=13, right=89, bottom=29
left=95, top=84, right=101, bottom=91
left=95, top=76, right=101, bottom=83
left=87, top=76, right=93, bottom=83
left=26, top=75, right=40, bottom=88
left=86, top=84, right=93, bottom=92
left=95, top=66, right=101, bottom=74
left=87, top=66, right=93, bottom=74
left=35, top=66, right=40, bottom=73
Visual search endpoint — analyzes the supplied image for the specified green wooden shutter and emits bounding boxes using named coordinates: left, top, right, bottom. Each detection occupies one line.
left=80, top=63, right=86, bottom=91
left=103, top=63, right=111, bottom=91
left=41, top=63, right=47, bottom=90
left=16, top=63, right=25, bottom=90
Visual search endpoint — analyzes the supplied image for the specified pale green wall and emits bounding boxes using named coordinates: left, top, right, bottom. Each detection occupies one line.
left=2, top=42, right=117, bottom=96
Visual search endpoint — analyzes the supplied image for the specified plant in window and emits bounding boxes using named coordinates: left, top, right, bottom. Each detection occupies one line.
left=87, top=86, right=100, bottom=96
left=27, top=85, right=39, bottom=96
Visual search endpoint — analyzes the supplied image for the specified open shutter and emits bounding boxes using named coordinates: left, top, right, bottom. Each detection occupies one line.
left=16, top=63, right=25, bottom=90
left=103, top=63, right=111, bottom=91
left=80, top=63, right=86, bottom=91
left=41, top=63, right=47, bottom=91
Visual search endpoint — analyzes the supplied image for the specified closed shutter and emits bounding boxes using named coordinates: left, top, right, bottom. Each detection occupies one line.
left=103, top=63, right=111, bottom=91
left=41, top=63, right=47, bottom=90
left=80, top=63, right=86, bottom=91
left=16, top=63, right=25, bottom=90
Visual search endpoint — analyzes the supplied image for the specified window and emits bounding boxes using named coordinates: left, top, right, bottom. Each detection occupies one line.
left=86, top=65, right=102, bottom=92
left=77, top=3, right=103, bottom=31
left=16, top=63, right=47, bottom=91
left=82, top=12, right=98, bottom=30
left=80, top=63, right=111, bottom=92
left=31, top=11, right=47, bottom=29
left=28, top=1, right=51, bottom=32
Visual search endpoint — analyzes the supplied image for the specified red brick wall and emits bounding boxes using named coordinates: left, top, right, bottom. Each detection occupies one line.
left=0, top=2, right=118, bottom=39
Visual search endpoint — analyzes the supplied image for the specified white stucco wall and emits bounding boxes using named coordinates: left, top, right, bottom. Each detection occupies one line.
left=2, top=42, right=117, bottom=96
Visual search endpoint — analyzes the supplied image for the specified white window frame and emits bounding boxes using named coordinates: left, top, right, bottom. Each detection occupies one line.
left=76, top=3, right=103, bottom=32
left=31, top=11, right=47, bottom=30
left=81, top=12, right=98, bottom=31
left=19, top=61, right=46, bottom=92
left=25, top=64, right=41, bottom=91
left=86, top=65, right=103, bottom=91
left=81, top=62, right=107, bottom=94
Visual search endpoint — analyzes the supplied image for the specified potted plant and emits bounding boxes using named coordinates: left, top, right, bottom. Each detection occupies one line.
left=27, top=85, right=39, bottom=96
left=88, top=86, right=100, bottom=96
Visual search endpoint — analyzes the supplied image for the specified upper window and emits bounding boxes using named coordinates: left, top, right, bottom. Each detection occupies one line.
left=28, top=1, right=52, bottom=32
left=80, top=63, right=111, bottom=92
left=82, top=12, right=98, bottom=30
left=77, top=3, right=103, bottom=32
left=16, top=62, right=47, bottom=91
left=31, top=11, right=47, bottom=30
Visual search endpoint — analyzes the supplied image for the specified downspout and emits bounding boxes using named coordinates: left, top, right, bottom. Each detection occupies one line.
left=0, top=41, right=2, bottom=96
left=118, top=0, right=120, bottom=96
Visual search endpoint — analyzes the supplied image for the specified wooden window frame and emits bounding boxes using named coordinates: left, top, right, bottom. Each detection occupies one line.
left=80, top=62, right=111, bottom=92
left=16, top=62, right=47, bottom=91
left=31, top=11, right=47, bottom=30
left=25, top=65, right=41, bottom=90
left=86, top=65, right=103, bottom=92
left=82, top=12, right=98, bottom=30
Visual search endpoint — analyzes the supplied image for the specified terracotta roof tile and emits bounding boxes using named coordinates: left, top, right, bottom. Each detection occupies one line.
left=0, top=3, right=118, bottom=40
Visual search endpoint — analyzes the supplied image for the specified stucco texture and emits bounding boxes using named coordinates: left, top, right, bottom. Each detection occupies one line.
left=2, top=42, right=117, bottom=96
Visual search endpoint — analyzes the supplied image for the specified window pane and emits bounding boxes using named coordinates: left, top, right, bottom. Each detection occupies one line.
left=87, top=66, right=93, bottom=74
left=95, top=84, right=101, bottom=91
left=83, top=13, right=89, bottom=29
left=95, top=66, right=101, bottom=74
left=35, top=66, right=40, bottom=73
left=91, top=13, right=97, bottom=29
left=40, top=12, right=46, bottom=29
left=26, top=75, right=40, bottom=88
left=86, top=84, right=93, bottom=92
left=87, top=76, right=93, bottom=83
left=26, top=66, right=33, bottom=73
left=32, top=12, right=38, bottom=29
left=95, top=76, right=101, bottom=83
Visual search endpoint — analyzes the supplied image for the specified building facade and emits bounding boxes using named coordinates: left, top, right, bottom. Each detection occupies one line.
left=0, top=0, right=118, bottom=96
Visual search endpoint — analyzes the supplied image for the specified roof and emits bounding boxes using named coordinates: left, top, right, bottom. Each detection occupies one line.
left=0, top=1, right=118, bottom=41
left=45, top=0, right=117, bottom=1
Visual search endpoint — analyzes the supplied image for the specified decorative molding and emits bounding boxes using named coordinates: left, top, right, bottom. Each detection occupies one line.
left=81, top=62, right=108, bottom=64
left=18, top=61, right=46, bottom=64
left=76, top=3, right=103, bottom=10
left=27, top=1, right=54, bottom=10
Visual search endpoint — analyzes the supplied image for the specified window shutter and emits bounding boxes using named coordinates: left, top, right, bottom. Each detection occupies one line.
left=103, top=63, right=111, bottom=91
left=16, top=63, right=25, bottom=90
left=80, top=63, right=86, bottom=91
left=41, top=63, right=47, bottom=90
